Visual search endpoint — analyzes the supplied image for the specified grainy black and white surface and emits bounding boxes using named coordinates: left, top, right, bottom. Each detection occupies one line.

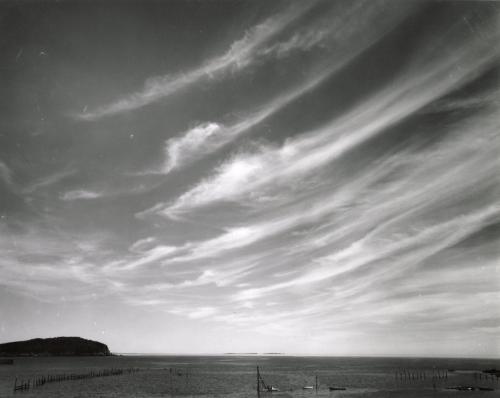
left=0, top=0, right=498, bottom=357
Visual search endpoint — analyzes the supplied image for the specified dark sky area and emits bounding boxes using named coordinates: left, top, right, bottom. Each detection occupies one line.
left=0, top=0, right=499, bottom=356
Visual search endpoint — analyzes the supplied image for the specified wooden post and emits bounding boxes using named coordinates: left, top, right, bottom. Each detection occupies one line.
left=315, top=375, right=318, bottom=393
left=257, top=367, right=261, bottom=398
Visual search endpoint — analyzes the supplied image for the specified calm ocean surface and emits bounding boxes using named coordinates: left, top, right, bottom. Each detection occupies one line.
left=0, top=356, right=498, bottom=398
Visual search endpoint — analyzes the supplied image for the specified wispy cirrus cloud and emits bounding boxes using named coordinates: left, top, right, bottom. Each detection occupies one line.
left=141, top=0, right=413, bottom=175
left=234, top=204, right=500, bottom=302
left=58, top=175, right=163, bottom=202
left=105, top=244, right=178, bottom=272
left=76, top=0, right=416, bottom=122
left=119, top=93, right=499, bottom=342
left=0, top=221, right=108, bottom=301
left=60, top=189, right=102, bottom=201
left=0, top=160, right=13, bottom=186
left=142, top=22, right=498, bottom=219
left=23, top=169, right=76, bottom=194
left=122, top=103, right=498, bottom=276
left=75, top=2, right=318, bottom=121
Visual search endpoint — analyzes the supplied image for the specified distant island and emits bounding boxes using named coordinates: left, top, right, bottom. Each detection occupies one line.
left=224, top=352, right=284, bottom=355
left=0, top=337, right=111, bottom=357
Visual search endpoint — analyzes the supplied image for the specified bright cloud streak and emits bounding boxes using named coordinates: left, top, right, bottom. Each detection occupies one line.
left=60, top=189, right=103, bottom=201
left=75, top=2, right=318, bottom=121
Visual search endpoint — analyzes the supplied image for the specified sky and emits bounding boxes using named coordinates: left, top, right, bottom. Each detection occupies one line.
left=0, top=0, right=499, bottom=358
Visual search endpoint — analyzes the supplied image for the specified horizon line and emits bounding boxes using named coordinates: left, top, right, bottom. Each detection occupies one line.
left=112, top=352, right=500, bottom=360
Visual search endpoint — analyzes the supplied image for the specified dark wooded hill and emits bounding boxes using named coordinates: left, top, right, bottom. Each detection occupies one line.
left=0, top=337, right=111, bottom=356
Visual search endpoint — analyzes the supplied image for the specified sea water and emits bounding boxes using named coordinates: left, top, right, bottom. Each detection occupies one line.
left=0, top=356, right=498, bottom=397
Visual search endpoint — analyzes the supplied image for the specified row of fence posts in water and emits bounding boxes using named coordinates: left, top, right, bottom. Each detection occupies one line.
left=395, top=368, right=448, bottom=382
left=13, top=368, right=140, bottom=392
left=395, top=368, right=498, bottom=389
left=14, top=366, right=188, bottom=394
left=474, top=372, right=499, bottom=383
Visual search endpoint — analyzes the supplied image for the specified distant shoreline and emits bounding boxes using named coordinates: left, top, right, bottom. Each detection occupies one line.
left=111, top=353, right=500, bottom=360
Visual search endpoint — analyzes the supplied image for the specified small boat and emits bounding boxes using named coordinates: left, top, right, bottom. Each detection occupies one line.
left=446, top=386, right=475, bottom=391
left=266, top=386, right=279, bottom=392
left=303, top=386, right=314, bottom=390
left=329, top=386, right=346, bottom=391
